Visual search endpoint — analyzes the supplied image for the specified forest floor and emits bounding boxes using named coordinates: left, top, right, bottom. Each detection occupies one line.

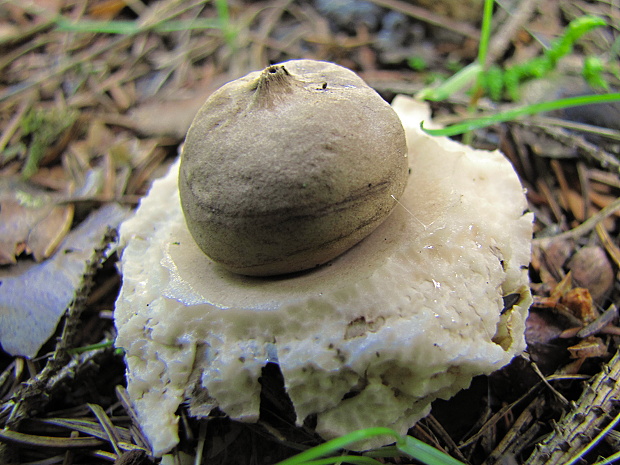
left=1, top=0, right=619, bottom=464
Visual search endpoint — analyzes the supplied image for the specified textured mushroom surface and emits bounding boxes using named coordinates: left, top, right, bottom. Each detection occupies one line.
left=114, top=97, right=533, bottom=456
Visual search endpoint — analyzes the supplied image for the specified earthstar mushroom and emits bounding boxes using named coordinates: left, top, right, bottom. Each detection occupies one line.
left=114, top=62, right=533, bottom=457
left=179, top=60, right=409, bottom=276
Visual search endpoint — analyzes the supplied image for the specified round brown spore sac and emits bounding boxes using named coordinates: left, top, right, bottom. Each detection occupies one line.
left=179, top=59, right=408, bottom=276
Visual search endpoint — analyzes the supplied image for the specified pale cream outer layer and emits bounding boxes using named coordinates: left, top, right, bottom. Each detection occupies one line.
left=114, top=97, right=533, bottom=456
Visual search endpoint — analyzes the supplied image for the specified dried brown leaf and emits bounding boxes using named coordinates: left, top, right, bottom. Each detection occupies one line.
left=549, top=271, right=574, bottom=301
left=590, top=190, right=620, bottom=217
left=560, top=287, right=596, bottom=324
left=567, top=336, right=608, bottom=360
left=564, top=189, right=585, bottom=222
left=128, top=95, right=209, bottom=139
left=88, top=0, right=129, bottom=19
left=532, top=239, right=573, bottom=285
left=567, top=245, right=615, bottom=301
left=27, top=203, right=74, bottom=261
left=0, top=182, right=73, bottom=264
left=0, top=203, right=130, bottom=357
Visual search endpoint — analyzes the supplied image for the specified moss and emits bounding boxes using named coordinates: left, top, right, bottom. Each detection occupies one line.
left=20, top=106, right=78, bottom=179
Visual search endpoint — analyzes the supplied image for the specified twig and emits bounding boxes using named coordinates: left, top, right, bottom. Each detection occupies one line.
left=525, top=350, right=620, bottom=465
left=40, top=417, right=131, bottom=443
left=488, top=0, right=542, bottom=64
left=530, top=362, right=569, bottom=406
left=483, top=395, right=546, bottom=465
left=366, top=0, right=479, bottom=39
left=577, top=304, right=619, bottom=339
left=0, top=428, right=104, bottom=448
left=0, top=98, right=32, bottom=153
left=460, top=381, right=543, bottom=449
left=564, top=410, right=620, bottom=465
left=596, top=223, right=620, bottom=268
left=529, top=115, right=620, bottom=142
left=0, top=0, right=212, bottom=104
left=533, top=196, right=620, bottom=246
left=89, top=403, right=123, bottom=458
left=514, top=121, right=620, bottom=171
left=420, top=415, right=471, bottom=464
left=116, top=386, right=152, bottom=453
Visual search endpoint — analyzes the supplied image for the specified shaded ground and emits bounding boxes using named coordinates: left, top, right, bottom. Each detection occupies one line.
left=0, top=0, right=619, bottom=464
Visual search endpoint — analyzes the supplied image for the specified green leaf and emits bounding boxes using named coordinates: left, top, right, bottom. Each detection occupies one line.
left=421, top=93, right=620, bottom=137
left=583, top=56, right=609, bottom=90
left=408, top=56, right=428, bottom=71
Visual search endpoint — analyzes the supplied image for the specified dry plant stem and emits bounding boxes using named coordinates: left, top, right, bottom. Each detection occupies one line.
left=589, top=169, right=620, bottom=190
left=577, top=162, right=591, bottom=221
left=488, top=0, right=542, bottom=64
left=413, top=422, right=453, bottom=458
left=89, top=403, right=123, bottom=458
left=0, top=361, right=17, bottom=401
left=515, top=122, right=620, bottom=171
left=115, top=386, right=152, bottom=452
left=0, top=35, right=53, bottom=74
left=536, top=177, right=565, bottom=225
left=534, top=196, right=620, bottom=247
left=0, top=34, right=132, bottom=103
left=423, top=415, right=470, bottom=464
left=40, top=415, right=131, bottom=442
left=576, top=304, right=619, bottom=339
left=483, top=395, right=547, bottom=465
left=460, top=382, right=544, bottom=449
left=596, top=223, right=620, bottom=268
left=0, top=98, right=31, bottom=153
left=367, top=0, right=479, bottom=39
left=530, top=116, right=620, bottom=143
left=509, top=128, right=537, bottom=187
left=530, top=362, right=569, bottom=406
left=0, top=19, right=55, bottom=48
left=0, top=0, right=209, bottom=104
left=551, top=160, right=574, bottom=221
left=0, top=428, right=105, bottom=448
left=525, top=350, right=620, bottom=465
left=249, top=0, right=294, bottom=66
left=0, top=336, right=117, bottom=459
left=1, top=231, right=115, bottom=432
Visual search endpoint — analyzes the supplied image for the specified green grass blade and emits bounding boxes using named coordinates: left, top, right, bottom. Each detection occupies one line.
left=214, top=0, right=237, bottom=46
left=422, top=92, right=620, bottom=136
left=275, top=428, right=401, bottom=465
left=397, top=436, right=466, bottom=465
left=477, top=0, right=495, bottom=66
left=54, top=17, right=222, bottom=34
left=214, top=0, right=230, bottom=25
left=295, top=456, right=384, bottom=465
left=417, top=63, right=482, bottom=101
left=66, top=341, right=115, bottom=355
left=152, top=18, right=223, bottom=32
left=54, top=17, right=141, bottom=34
left=546, top=15, right=606, bottom=64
